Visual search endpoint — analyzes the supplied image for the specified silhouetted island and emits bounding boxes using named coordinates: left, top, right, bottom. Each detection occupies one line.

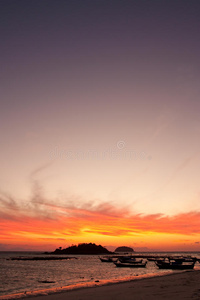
left=48, top=243, right=113, bottom=255
left=115, top=246, right=134, bottom=253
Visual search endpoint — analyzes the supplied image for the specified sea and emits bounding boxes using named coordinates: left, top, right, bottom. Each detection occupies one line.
left=0, top=251, right=200, bottom=300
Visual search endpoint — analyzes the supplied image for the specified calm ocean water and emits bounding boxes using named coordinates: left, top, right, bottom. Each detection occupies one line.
left=0, top=251, right=200, bottom=299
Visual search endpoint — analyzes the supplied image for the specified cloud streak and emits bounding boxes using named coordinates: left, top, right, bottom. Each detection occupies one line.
left=1, top=192, right=200, bottom=246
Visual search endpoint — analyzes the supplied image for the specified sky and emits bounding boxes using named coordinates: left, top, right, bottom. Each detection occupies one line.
left=0, top=0, right=200, bottom=251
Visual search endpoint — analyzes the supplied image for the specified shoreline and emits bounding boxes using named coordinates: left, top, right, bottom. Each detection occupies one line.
left=1, top=270, right=200, bottom=300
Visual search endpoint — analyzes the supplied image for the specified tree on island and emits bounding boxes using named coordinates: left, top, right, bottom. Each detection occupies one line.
left=51, top=243, right=112, bottom=255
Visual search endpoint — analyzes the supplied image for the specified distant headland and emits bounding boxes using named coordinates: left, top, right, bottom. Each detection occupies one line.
left=46, top=243, right=113, bottom=255
left=114, top=246, right=134, bottom=253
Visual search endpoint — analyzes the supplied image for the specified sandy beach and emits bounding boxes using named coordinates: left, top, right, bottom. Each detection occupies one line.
left=24, top=270, right=200, bottom=300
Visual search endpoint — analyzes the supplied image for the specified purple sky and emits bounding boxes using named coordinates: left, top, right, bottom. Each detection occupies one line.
left=1, top=0, right=200, bottom=217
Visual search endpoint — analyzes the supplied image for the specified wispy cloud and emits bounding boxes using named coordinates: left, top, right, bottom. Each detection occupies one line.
left=163, top=154, right=198, bottom=188
left=1, top=164, right=200, bottom=246
left=30, top=162, right=54, bottom=180
left=0, top=192, right=18, bottom=211
left=0, top=191, right=200, bottom=243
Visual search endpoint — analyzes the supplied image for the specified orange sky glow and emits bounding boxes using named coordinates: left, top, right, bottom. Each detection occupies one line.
left=1, top=197, right=200, bottom=251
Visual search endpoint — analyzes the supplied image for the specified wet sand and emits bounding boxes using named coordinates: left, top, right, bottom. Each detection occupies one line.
left=25, top=270, right=200, bottom=300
